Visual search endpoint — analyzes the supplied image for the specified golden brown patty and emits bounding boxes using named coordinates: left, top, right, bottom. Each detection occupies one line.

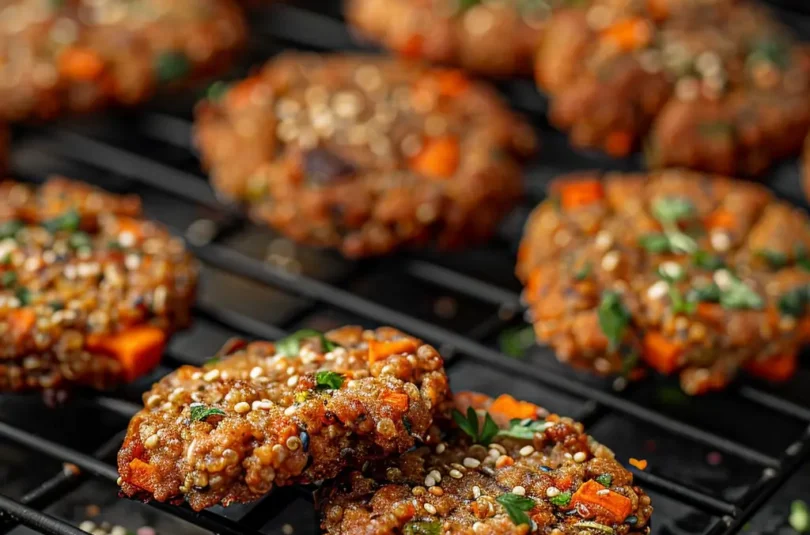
left=117, top=327, right=452, bottom=511
left=535, top=0, right=810, bottom=176
left=320, top=391, right=653, bottom=535
left=345, top=0, right=558, bottom=76
left=0, top=177, right=197, bottom=392
left=517, top=170, right=810, bottom=395
left=194, top=53, right=536, bottom=258
left=0, top=0, right=246, bottom=121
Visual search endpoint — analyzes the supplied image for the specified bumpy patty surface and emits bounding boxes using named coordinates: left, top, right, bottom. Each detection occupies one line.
left=0, top=177, right=197, bottom=392
left=535, top=0, right=810, bottom=176
left=0, top=0, right=246, bottom=121
left=194, top=53, right=536, bottom=257
left=117, top=327, right=452, bottom=511
left=517, top=170, right=810, bottom=395
left=320, top=391, right=652, bottom=535
left=345, top=0, right=560, bottom=76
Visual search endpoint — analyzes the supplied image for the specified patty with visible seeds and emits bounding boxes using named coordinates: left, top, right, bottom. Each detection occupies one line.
left=535, top=0, right=810, bottom=176
left=117, top=327, right=452, bottom=511
left=320, top=391, right=652, bottom=535
left=194, top=53, right=536, bottom=258
left=0, top=0, right=246, bottom=121
left=345, top=0, right=559, bottom=76
left=0, top=178, right=197, bottom=392
left=517, top=170, right=810, bottom=395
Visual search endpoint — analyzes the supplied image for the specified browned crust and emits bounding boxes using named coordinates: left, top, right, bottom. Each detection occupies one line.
left=517, top=170, right=810, bottom=394
left=0, top=0, right=247, bottom=121
left=534, top=0, right=810, bottom=176
left=117, top=327, right=452, bottom=511
left=194, top=53, right=536, bottom=257
left=0, top=177, right=198, bottom=392
left=320, top=392, right=653, bottom=535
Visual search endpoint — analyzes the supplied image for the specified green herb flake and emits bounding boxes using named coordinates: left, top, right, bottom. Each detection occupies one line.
left=1, top=271, right=17, bottom=288
left=190, top=404, right=226, bottom=422
left=497, top=418, right=547, bottom=441
left=498, top=325, right=536, bottom=359
left=549, top=491, right=572, bottom=507
left=0, top=220, right=24, bottom=240
left=692, top=250, right=725, bottom=271
left=799, top=257, right=810, bottom=272
left=203, top=357, right=221, bottom=366
left=652, top=197, right=695, bottom=224
left=452, top=407, right=498, bottom=445
left=206, top=81, right=231, bottom=102
left=657, top=262, right=685, bottom=283
left=496, top=493, right=536, bottom=526
left=68, top=231, right=92, bottom=250
left=42, top=209, right=80, bottom=234
left=757, top=249, right=788, bottom=269
left=688, top=283, right=721, bottom=304
left=595, top=474, right=613, bottom=487
left=791, top=500, right=810, bottom=533
left=639, top=233, right=672, bottom=254
left=315, top=370, right=344, bottom=390
left=598, top=291, right=630, bottom=351
left=669, top=286, right=696, bottom=315
left=155, top=51, right=192, bottom=84
left=403, top=521, right=442, bottom=535
left=779, top=286, right=807, bottom=318
left=15, top=287, right=31, bottom=306
left=574, top=261, right=593, bottom=281
left=276, top=329, right=338, bottom=357
left=719, top=274, right=763, bottom=310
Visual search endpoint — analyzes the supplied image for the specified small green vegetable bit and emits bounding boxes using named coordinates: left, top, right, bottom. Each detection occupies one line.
left=452, top=407, right=499, bottom=445
left=1, top=271, right=17, bottom=288
left=42, top=209, right=80, bottom=234
left=155, top=51, right=192, bottom=84
left=598, top=291, right=630, bottom=351
left=496, top=492, right=536, bottom=526
left=595, top=474, right=613, bottom=487
left=790, top=500, right=809, bottom=533
left=497, top=418, right=547, bottom=441
left=403, top=521, right=442, bottom=535
left=190, top=404, right=226, bottom=422
left=315, top=370, right=344, bottom=390
left=549, top=491, right=572, bottom=506
left=757, top=249, right=788, bottom=269
left=0, top=220, right=24, bottom=240
left=276, top=329, right=339, bottom=357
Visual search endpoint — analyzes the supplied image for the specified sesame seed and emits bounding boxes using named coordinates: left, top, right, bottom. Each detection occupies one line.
left=450, top=469, right=463, bottom=479
left=710, top=231, right=731, bottom=252
left=146, top=394, right=162, bottom=408
left=574, top=452, right=587, bottom=463
left=713, top=269, right=733, bottom=290
left=659, top=261, right=683, bottom=280
left=234, top=402, right=251, bottom=414
left=601, top=251, right=620, bottom=272
left=647, top=280, right=669, bottom=300
left=116, top=476, right=123, bottom=486
left=463, top=457, right=480, bottom=469
left=436, top=443, right=446, bottom=454
left=425, top=475, right=437, bottom=487
left=512, top=486, right=526, bottom=496
left=429, top=469, right=442, bottom=482
left=144, top=434, right=160, bottom=449
left=473, top=485, right=481, bottom=498
left=597, top=489, right=610, bottom=496
left=203, top=369, right=220, bottom=382
left=546, top=486, right=561, bottom=497
left=286, top=436, right=301, bottom=451
left=595, top=230, right=614, bottom=250
left=287, top=375, right=299, bottom=387
left=284, top=406, right=296, bottom=416
left=429, top=486, right=444, bottom=496
left=424, top=503, right=437, bottom=515
left=250, top=366, right=264, bottom=379
left=519, top=445, right=535, bottom=457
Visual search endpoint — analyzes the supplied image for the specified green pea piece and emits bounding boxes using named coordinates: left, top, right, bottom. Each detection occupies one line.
left=155, top=51, right=192, bottom=84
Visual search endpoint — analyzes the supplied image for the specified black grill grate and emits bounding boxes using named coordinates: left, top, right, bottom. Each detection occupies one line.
left=2, top=2, right=810, bottom=534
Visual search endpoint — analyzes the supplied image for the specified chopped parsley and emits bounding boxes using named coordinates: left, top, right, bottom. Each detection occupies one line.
left=639, top=233, right=672, bottom=254
left=598, top=291, right=630, bottom=351
left=276, top=329, right=338, bottom=357
left=692, top=250, right=725, bottom=271
left=42, top=209, right=80, bottom=234
left=688, top=283, right=721, bottom=304
left=452, top=407, right=499, bottom=445
left=315, top=370, right=344, bottom=390
left=645, top=197, right=698, bottom=254
left=574, top=261, right=593, bottom=281
left=154, top=51, right=191, bottom=84
left=757, top=249, right=788, bottom=269
left=718, top=274, right=763, bottom=310
left=403, top=521, right=442, bottom=535
left=206, top=81, right=231, bottom=102
left=595, top=474, right=613, bottom=487
left=68, top=232, right=92, bottom=250
left=0, top=220, right=24, bottom=240
left=190, top=404, right=226, bottom=422
left=669, top=286, right=696, bottom=315
left=652, top=197, right=695, bottom=224
left=496, top=493, right=535, bottom=526
left=1, top=271, right=17, bottom=288
left=497, top=418, right=547, bottom=440
left=779, top=286, right=809, bottom=317
left=549, top=491, right=572, bottom=506
left=15, top=287, right=31, bottom=306
left=498, top=325, right=535, bottom=359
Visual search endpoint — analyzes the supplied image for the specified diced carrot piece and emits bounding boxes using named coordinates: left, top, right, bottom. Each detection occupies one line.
left=605, top=131, right=634, bottom=157
left=58, top=47, right=105, bottom=81
left=642, top=331, right=682, bottom=375
left=629, top=458, right=648, bottom=470
left=410, top=136, right=460, bottom=179
left=704, top=209, right=736, bottom=230
left=368, top=339, right=418, bottom=364
left=571, top=480, right=633, bottom=523
left=526, top=268, right=542, bottom=298
left=436, top=70, right=470, bottom=98
left=744, top=352, right=797, bottom=382
left=86, top=325, right=166, bottom=382
left=381, top=391, right=410, bottom=412
left=115, top=216, right=144, bottom=242
left=398, top=34, right=424, bottom=58
left=488, top=394, right=540, bottom=421
left=601, top=17, right=652, bottom=52
left=127, top=458, right=156, bottom=493
left=8, top=309, right=36, bottom=340
left=558, top=179, right=605, bottom=210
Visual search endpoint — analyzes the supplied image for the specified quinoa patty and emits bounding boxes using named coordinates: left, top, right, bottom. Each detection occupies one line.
left=0, top=178, right=197, bottom=392
left=194, top=53, right=536, bottom=257
left=517, top=170, right=810, bottom=395
left=535, top=0, right=810, bottom=176
left=0, top=0, right=246, bottom=121
left=320, top=391, right=652, bottom=535
left=117, top=327, right=452, bottom=511
left=345, top=0, right=558, bottom=76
